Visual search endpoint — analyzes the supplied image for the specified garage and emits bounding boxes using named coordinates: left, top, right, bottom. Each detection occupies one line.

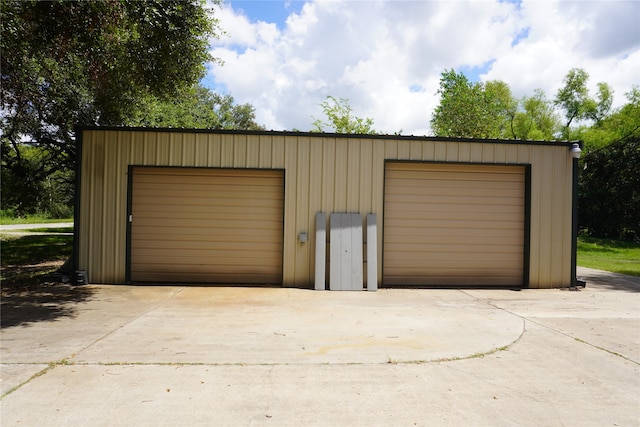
left=383, top=162, right=528, bottom=287
left=128, top=167, right=284, bottom=284
left=77, top=128, right=577, bottom=288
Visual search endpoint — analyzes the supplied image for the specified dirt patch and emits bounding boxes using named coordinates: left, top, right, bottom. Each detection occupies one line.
left=1, top=260, right=69, bottom=296
left=1, top=260, right=95, bottom=328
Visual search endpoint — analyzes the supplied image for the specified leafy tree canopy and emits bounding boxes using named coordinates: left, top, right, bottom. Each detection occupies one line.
left=511, top=89, right=560, bottom=141
left=430, top=69, right=517, bottom=139
left=312, top=96, right=377, bottom=134
left=579, top=134, right=640, bottom=242
left=430, top=68, right=622, bottom=142
left=554, top=68, right=613, bottom=138
left=574, top=86, right=640, bottom=151
left=1, top=0, right=221, bottom=178
left=129, top=85, right=264, bottom=131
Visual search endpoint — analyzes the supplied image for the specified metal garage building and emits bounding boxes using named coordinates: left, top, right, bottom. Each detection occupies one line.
left=75, top=128, right=580, bottom=289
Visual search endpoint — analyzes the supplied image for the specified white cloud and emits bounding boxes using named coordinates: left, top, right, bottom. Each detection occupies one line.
left=207, top=0, right=640, bottom=135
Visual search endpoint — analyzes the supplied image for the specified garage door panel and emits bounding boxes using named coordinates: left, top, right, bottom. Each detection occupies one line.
left=133, top=255, right=281, bottom=268
left=385, top=219, right=523, bottom=231
left=132, top=255, right=281, bottom=269
left=131, top=271, right=281, bottom=284
left=133, top=179, right=283, bottom=191
left=130, top=167, right=284, bottom=284
left=134, top=196, right=282, bottom=211
left=132, top=231, right=281, bottom=243
left=385, top=271, right=519, bottom=287
left=132, top=217, right=281, bottom=228
left=132, top=242, right=283, bottom=256
left=133, top=175, right=284, bottom=185
left=387, top=226, right=522, bottom=238
left=384, top=250, right=523, bottom=264
left=133, top=184, right=283, bottom=196
left=383, top=163, right=525, bottom=287
left=389, top=167, right=523, bottom=178
left=134, top=229, right=282, bottom=244
left=132, top=265, right=281, bottom=283
left=133, top=212, right=282, bottom=224
left=384, top=246, right=524, bottom=257
left=132, top=242, right=282, bottom=255
left=133, top=189, right=282, bottom=204
left=386, top=200, right=524, bottom=214
left=133, top=216, right=283, bottom=229
left=133, top=203, right=283, bottom=216
left=385, top=232, right=522, bottom=246
left=386, top=188, right=523, bottom=201
left=388, top=176, right=519, bottom=192
left=384, top=266, right=523, bottom=277
left=134, top=167, right=275, bottom=178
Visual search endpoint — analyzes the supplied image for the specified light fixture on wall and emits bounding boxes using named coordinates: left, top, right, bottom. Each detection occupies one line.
left=569, top=143, right=582, bottom=159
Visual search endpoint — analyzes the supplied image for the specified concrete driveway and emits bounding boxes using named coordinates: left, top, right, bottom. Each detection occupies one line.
left=1, top=267, right=639, bottom=426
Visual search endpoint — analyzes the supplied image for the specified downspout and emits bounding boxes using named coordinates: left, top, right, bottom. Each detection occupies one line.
left=72, top=126, right=83, bottom=277
left=570, top=142, right=585, bottom=287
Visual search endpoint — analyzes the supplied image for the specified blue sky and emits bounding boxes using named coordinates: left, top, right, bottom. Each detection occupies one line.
left=228, top=1, right=305, bottom=28
left=205, top=0, right=640, bottom=135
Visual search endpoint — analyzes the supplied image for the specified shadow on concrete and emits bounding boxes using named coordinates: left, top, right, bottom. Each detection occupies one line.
left=1, top=282, right=95, bottom=328
left=577, top=268, right=640, bottom=293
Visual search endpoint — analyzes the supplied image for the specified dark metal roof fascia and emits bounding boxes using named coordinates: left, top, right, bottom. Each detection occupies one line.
left=75, top=125, right=581, bottom=147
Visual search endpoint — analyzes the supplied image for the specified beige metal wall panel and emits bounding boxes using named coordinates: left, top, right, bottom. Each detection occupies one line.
left=293, top=136, right=311, bottom=285
left=526, top=145, right=573, bottom=287
left=307, top=139, right=324, bottom=285
left=79, top=129, right=575, bottom=288
left=383, top=163, right=526, bottom=286
left=130, top=167, right=283, bottom=284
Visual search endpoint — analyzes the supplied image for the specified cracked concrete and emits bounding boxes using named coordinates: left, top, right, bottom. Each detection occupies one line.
left=1, top=267, right=639, bottom=426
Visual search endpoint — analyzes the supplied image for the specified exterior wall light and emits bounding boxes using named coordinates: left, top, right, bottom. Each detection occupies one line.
left=570, top=143, right=582, bottom=159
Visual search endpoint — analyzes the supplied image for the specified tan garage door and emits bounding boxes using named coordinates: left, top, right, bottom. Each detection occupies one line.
left=383, top=162, right=526, bottom=287
left=129, top=167, right=284, bottom=284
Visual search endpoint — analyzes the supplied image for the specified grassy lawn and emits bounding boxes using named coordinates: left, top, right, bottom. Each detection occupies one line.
left=0, top=215, right=73, bottom=225
left=1, top=231, right=73, bottom=265
left=1, top=229, right=74, bottom=290
left=577, top=237, right=640, bottom=277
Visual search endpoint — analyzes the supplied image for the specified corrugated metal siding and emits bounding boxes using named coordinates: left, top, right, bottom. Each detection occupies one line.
left=130, top=167, right=283, bottom=284
left=383, top=163, right=525, bottom=286
left=79, top=130, right=574, bottom=288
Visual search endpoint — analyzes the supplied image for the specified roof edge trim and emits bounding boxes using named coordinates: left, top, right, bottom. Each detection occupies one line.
left=75, top=126, right=581, bottom=146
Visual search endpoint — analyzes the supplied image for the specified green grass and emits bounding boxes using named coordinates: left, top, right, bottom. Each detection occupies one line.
left=1, top=233, right=73, bottom=266
left=577, top=237, right=640, bottom=277
left=1, top=232, right=74, bottom=289
left=21, top=227, right=74, bottom=234
left=0, top=215, right=73, bottom=225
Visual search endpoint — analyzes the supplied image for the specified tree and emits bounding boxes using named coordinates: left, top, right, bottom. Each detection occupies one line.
left=483, top=80, right=518, bottom=138
left=554, top=68, right=613, bottom=139
left=1, top=0, right=221, bottom=215
left=311, top=96, right=377, bottom=134
left=430, top=69, right=516, bottom=138
left=0, top=146, right=73, bottom=217
left=574, top=86, right=640, bottom=150
left=590, top=82, right=614, bottom=125
left=511, top=89, right=560, bottom=140
left=129, top=85, right=264, bottom=130
left=579, top=135, right=640, bottom=242
left=430, top=70, right=481, bottom=137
